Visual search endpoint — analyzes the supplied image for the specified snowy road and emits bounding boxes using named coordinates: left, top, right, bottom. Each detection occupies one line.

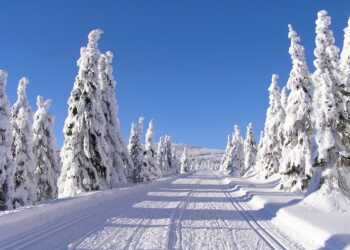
left=0, top=171, right=297, bottom=250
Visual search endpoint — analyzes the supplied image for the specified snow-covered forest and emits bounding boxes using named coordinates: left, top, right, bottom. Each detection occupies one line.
left=220, top=10, right=350, bottom=206
left=0, top=29, right=186, bottom=210
left=0, top=9, right=349, bottom=250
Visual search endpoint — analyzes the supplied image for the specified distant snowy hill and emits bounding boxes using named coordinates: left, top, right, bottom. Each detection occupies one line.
left=172, top=144, right=224, bottom=171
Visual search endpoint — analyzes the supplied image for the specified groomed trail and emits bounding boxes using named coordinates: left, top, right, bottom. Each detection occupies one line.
left=0, top=171, right=299, bottom=250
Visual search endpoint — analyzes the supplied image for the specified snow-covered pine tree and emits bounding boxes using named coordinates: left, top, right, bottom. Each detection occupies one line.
left=144, top=120, right=159, bottom=180
left=117, top=118, right=134, bottom=180
left=0, top=70, right=15, bottom=210
left=242, top=123, right=257, bottom=176
left=156, top=136, right=166, bottom=177
left=12, top=77, right=37, bottom=207
left=230, top=125, right=244, bottom=176
left=219, top=134, right=232, bottom=172
left=58, top=29, right=112, bottom=197
left=308, top=11, right=350, bottom=195
left=253, top=131, right=265, bottom=175
left=180, top=147, right=190, bottom=173
left=129, top=118, right=150, bottom=182
left=256, top=74, right=284, bottom=179
left=171, top=146, right=180, bottom=175
left=279, top=25, right=313, bottom=191
left=33, top=96, right=60, bottom=201
left=164, top=135, right=175, bottom=175
left=220, top=126, right=244, bottom=175
left=98, top=51, right=127, bottom=186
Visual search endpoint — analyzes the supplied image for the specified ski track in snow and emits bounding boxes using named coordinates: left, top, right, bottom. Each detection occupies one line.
left=0, top=171, right=299, bottom=250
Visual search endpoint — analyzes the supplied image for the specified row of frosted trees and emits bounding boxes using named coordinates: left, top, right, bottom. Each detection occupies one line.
left=127, top=117, right=181, bottom=183
left=0, top=29, right=182, bottom=211
left=0, top=74, right=60, bottom=210
left=220, top=10, right=350, bottom=196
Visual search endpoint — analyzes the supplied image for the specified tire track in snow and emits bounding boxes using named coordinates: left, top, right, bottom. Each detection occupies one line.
left=124, top=200, right=170, bottom=250
left=209, top=202, right=238, bottom=249
left=217, top=175, right=293, bottom=250
left=167, top=178, right=201, bottom=250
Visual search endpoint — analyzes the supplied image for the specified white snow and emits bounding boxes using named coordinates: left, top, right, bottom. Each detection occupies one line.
left=0, top=171, right=349, bottom=249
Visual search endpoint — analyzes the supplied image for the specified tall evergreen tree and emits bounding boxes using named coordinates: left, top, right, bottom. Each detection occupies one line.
left=129, top=118, right=150, bottom=182
left=157, top=136, right=166, bottom=177
left=144, top=120, right=159, bottom=179
left=180, top=147, right=190, bottom=173
left=33, top=96, right=60, bottom=201
left=0, top=70, right=15, bottom=210
left=242, top=123, right=257, bottom=176
left=12, top=77, right=37, bottom=207
left=219, top=134, right=232, bottom=172
left=58, top=29, right=112, bottom=197
left=98, top=51, right=127, bottom=186
left=230, top=125, right=244, bottom=176
left=117, top=118, right=134, bottom=180
left=309, top=11, right=350, bottom=194
left=220, top=126, right=243, bottom=175
left=279, top=25, right=313, bottom=191
left=256, top=74, right=284, bottom=179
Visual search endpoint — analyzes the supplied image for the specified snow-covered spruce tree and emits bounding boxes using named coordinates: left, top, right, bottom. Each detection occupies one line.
left=220, top=126, right=244, bottom=175
left=164, top=135, right=176, bottom=175
left=0, top=70, right=15, bottom=210
left=171, top=146, right=180, bottom=174
left=180, top=147, right=190, bottom=173
left=144, top=120, right=159, bottom=180
left=58, top=29, right=112, bottom=197
left=117, top=118, right=134, bottom=180
left=12, top=77, right=37, bottom=207
left=156, top=136, right=166, bottom=177
left=308, top=11, right=350, bottom=195
left=230, top=125, right=244, bottom=176
left=129, top=118, right=150, bottom=182
left=279, top=25, right=313, bottom=191
left=219, top=134, right=232, bottom=172
left=242, top=123, right=257, bottom=176
left=256, top=74, right=284, bottom=179
left=33, top=96, right=60, bottom=202
left=98, top=52, right=127, bottom=186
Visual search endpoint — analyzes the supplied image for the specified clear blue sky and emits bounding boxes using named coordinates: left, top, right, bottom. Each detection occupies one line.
left=0, top=1, right=349, bottom=149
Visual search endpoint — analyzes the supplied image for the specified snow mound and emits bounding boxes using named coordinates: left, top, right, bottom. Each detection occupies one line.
left=302, top=183, right=350, bottom=213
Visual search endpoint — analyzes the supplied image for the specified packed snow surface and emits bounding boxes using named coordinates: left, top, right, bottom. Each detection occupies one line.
left=0, top=171, right=349, bottom=249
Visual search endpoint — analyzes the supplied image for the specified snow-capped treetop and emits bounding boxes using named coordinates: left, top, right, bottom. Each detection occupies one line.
left=287, top=24, right=312, bottom=92
left=314, top=10, right=339, bottom=76
left=145, top=119, right=154, bottom=151
left=14, top=78, right=31, bottom=115
left=340, top=17, right=350, bottom=75
left=0, top=70, right=8, bottom=90
left=88, top=29, right=103, bottom=49
left=268, top=74, right=280, bottom=106
left=225, top=134, right=231, bottom=152
left=233, top=125, right=240, bottom=143
left=138, top=117, right=144, bottom=138
left=36, top=95, right=52, bottom=111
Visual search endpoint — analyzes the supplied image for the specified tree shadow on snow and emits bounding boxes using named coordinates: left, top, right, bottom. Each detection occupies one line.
left=320, top=234, right=350, bottom=250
